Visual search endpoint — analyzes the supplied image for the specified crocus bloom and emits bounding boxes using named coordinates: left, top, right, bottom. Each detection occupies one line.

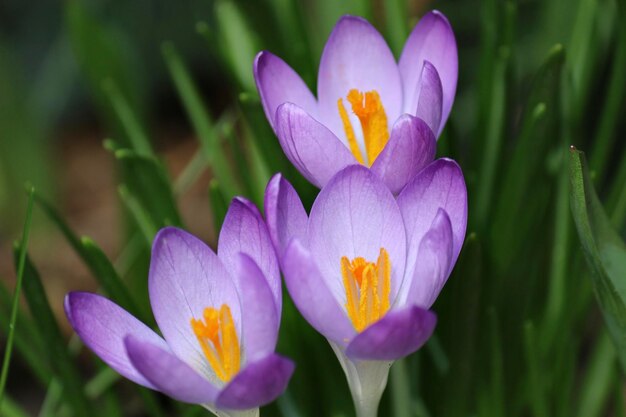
left=255, top=11, right=457, bottom=193
left=264, top=160, right=467, bottom=417
left=65, top=199, right=293, bottom=417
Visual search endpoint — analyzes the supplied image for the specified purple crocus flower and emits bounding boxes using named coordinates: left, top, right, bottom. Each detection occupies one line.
left=264, top=160, right=467, bottom=416
left=64, top=199, right=294, bottom=417
left=255, top=11, right=457, bottom=193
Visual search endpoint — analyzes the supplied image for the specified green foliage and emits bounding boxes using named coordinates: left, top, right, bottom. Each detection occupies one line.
left=569, top=149, right=626, bottom=372
left=0, top=0, right=625, bottom=416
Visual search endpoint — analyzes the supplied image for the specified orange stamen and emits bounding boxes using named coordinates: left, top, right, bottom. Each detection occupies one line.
left=190, top=304, right=241, bottom=382
left=341, top=248, right=391, bottom=332
left=337, top=89, right=390, bottom=166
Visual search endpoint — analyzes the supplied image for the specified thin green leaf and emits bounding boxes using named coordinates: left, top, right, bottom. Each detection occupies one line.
left=209, top=179, right=229, bottom=232
left=523, top=322, right=548, bottom=417
left=118, top=184, right=159, bottom=244
left=114, top=149, right=182, bottom=229
left=14, top=251, right=90, bottom=416
left=102, top=79, right=154, bottom=158
left=0, top=395, right=30, bottom=417
left=390, top=360, right=411, bottom=417
left=575, top=331, right=616, bottom=417
left=0, top=187, right=34, bottom=408
left=162, top=42, right=240, bottom=196
left=33, top=192, right=143, bottom=319
left=569, top=148, right=626, bottom=372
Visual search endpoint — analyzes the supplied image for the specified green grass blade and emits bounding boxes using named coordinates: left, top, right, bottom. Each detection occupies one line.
left=118, top=184, right=159, bottom=244
left=114, top=149, right=183, bottom=229
left=209, top=179, right=229, bottom=232
left=33, top=192, right=143, bottom=319
left=102, top=79, right=154, bottom=158
left=390, top=360, right=411, bottom=417
left=14, top=251, right=90, bottom=415
left=575, top=331, right=616, bottom=417
left=162, top=42, right=240, bottom=196
left=523, top=321, right=548, bottom=417
left=0, top=187, right=35, bottom=408
left=569, top=148, right=626, bottom=372
left=383, top=0, right=408, bottom=56
left=0, top=395, right=30, bottom=417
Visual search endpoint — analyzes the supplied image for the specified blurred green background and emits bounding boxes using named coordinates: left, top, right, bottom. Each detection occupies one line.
left=0, top=0, right=625, bottom=416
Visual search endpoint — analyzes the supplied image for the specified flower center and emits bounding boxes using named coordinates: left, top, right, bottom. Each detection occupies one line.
left=341, top=248, right=391, bottom=332
left=190, top=304, right=241, bottom=382
left=337, top=89, right=390, bottom=167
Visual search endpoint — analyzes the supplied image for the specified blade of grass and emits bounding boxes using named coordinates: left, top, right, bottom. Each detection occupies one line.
left=209, top=179, right=229, bottom=232
left=102, top=79, right=154, bottom=158
left=119, top=184, right=159, bottom=244
left=162, top=42, right=240, bottom=197
left=0, top=395, right=30, bottom=417
left=390, top=360, right=411, bottom=417
left=33, top=191, right=144, bottom=320
left=523, top=321, right=548, bottom=417
left=0, top=187, right=34, bottom=408
left=575, top=331, right=616, bottom=417
left=14, top=251, right=90, bottom=416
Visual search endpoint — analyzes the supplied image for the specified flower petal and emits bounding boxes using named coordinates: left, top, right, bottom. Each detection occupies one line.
left=308, top=165, right=406, bottom=304
left=282, top=239, right=355, bottom=345
left=415, top=61, right=443, bottom=136
left=149, top=227, right=241, bottom=378
left=397, top=158, right=467, bottom=284
left=275, top=102, right=357, bottom=188
left=233, top=254, right=279, bottom=361
left=317, top=15, right=402, bottom=141
left=125, top=335, right=219, bottom=404
left=254, top=51, right=317, bottom=129
left=218, top=198, right=281, bottom=314
left=264, top=173, right=308, bottom=258
left=399, top=10, right=458, bottom=133
left=64, top=292, right=167, bottom=389
left=370, top=114, right=436, bottom=194
left=402, top=209, right=453, bottom=308
left=216, top=353, right=295, bottom=410
left=345, top=305, right=436, bottom=360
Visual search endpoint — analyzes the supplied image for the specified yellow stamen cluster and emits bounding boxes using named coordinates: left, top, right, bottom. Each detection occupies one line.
left=190, top=304, right=240, bottom=382
left=337, top=89, right=390, bottom=166
left=341, top=248, right=391, bottom=332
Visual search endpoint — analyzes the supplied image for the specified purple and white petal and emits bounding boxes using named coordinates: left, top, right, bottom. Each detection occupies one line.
left=414, top=61, right=443, bottom=136
left=216, top=353, right=295, bottom=410
left=218, top=198, right=281, bottom=313
left=233, top=254, right=279, bottom=361
left=282, top=240, right=355, bottom=345
left=397, top=158, right=467, bottom=282
left=399, top=11, right=457, bottom=132
left=264, top=173, right=308, bottom=258
left=149, top=227, right=241, bottom=376
left=254, top=51, right=318, bottom=129
left=317, top=16, right=402, bottom=141
left=64, top=292, right=167, bottom=389
left=275, top=102, right=357, bottom=188
left=398, top=209, right=453, bottom=308
left=308, top=165, right=406, bottom=304
left=345, top=306, right=436, bottom=360
left=370, top=114, right=436, bottom=194
left=124, top=335, right=219, bottom=404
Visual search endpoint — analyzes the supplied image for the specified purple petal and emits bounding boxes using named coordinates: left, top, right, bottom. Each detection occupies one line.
left=264, top=173, right=308, bottom=258
left=308, top=165, right=406, bottom=305
left=64, top=292, right=167, bottom=389
left=317, top=15, right=402, bottom=142
left=402, top=209, right=453, bottom=308
left=275, top=102, right=357, bottom=188
left=149, top=227, right=241, bottom=376
left=234, top=254, right=279, bottom=361
left=216, top=353, right=295, bottom=410
left=282, top=239, right=355, bottom=345
left=415, top=61, right=443, bottom=136
left=345, top=305, right=436, bottom=360
left=397, top=159, right=467, bottom=285
left=254, top=51, right=318, bottom=129
left=370, top=114, right=436, bottom=194
left=399, top=11, right=458, bottom=133
left=218, top=198, right=281, bottom=314
left=125, top=335, right=219, bottom=404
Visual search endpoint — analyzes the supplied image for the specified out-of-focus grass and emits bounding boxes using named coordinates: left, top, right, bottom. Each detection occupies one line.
left=0, top=0, right=625, bottom=416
